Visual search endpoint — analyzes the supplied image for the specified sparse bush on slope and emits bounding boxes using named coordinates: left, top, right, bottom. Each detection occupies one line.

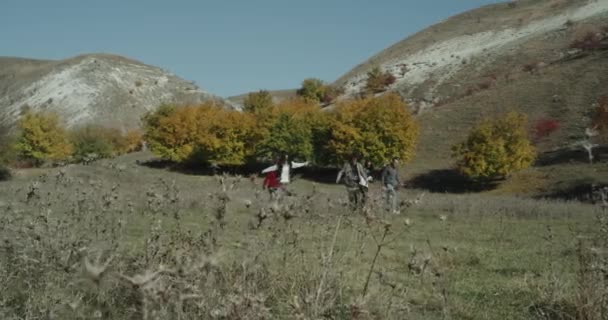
left=364, top=66, right=396, bottom=95
left=452, top=112, right=536, bottom=180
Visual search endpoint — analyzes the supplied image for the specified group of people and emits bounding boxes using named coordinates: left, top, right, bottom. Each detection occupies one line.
left=261, top=153, right=402, bottom=214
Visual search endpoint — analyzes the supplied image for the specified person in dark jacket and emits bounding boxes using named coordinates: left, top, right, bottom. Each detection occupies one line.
left=381, top=157, right=401, bottom=214
left=336, top=154, right=368, bottom=211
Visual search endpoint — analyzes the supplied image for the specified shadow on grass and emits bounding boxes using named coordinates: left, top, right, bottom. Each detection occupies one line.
left=536, top=145, right=608, bottom=166
left=535, top=179, right=607, bottom=202
left=406, top=169, right=498, bottom=193
left=0, top=165, right=11, bottom=181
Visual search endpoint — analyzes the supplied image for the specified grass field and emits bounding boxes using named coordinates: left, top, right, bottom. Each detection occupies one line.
left=0, top=152, right=606, bottom=319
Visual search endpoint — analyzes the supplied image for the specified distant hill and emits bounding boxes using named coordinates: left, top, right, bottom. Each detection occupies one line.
left=0, top=53, right=234, bottom=131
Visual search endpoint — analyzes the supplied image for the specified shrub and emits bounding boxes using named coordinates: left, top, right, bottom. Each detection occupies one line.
left=570, top=30, right=603, bottom=51
left=123, top=129, right=144, bottom=153
left=69, top=125, right=139, bottom=162
left=70, top=125, right=116, bottom=161
left=16, top=111, right=72, bottom=166
left=243, top=90, right=274, bottom=114
left=533, top=118, right=560, bottom=142
left=143, top=103, right=256, bottom=165
left=0, top=124, right=17, bottom=167
left=326, top=92, right=418, bottom=166
left=452, top=112, right=536, bottom=180
left=364, top=67, right=396, bottom=95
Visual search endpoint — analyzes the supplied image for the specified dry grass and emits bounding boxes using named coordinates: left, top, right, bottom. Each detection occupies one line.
left=0, top=153, right=605, bottom=319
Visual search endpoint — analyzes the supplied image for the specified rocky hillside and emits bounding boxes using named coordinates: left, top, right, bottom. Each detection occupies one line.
left=333, top=0, right=608, bottom=175
left=0, top=54, right=233, bottom=131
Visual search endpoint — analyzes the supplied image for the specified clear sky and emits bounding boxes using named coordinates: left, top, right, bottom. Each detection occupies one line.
left=1, top=0, right=505, bottom=97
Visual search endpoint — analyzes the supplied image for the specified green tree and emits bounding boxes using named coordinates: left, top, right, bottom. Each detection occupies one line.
left=297, top=78, right=327, bottom=103
left=243, top=90, right=274, bottom=114
left=16, top=111, right=72, bottom=165
left=451, top=112, right=536, bottom=180
left=256, top=113, right=314, bottom=161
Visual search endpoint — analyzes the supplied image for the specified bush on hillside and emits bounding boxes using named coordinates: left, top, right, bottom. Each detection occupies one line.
left=16, top=111, right=72, bottom=166
left=326, top=93, right=418, bottom=166
left=364, top=66, right=396, bottom=95
left=452, top=112, right=536, bottom=180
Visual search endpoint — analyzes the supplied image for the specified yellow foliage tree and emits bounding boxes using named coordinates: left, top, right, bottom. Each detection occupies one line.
left=143, top=103, right=256, bottom=165
left=327, top=93, right=418, bottom=166
left=16, top=111, right=72, bottom=165
left=451, top=112, right=536, bottom=180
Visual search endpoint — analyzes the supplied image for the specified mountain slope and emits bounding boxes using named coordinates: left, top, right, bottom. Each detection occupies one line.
left=0, top=53, right=233, bottom=131
left=333, top=0, right=608, bottom=195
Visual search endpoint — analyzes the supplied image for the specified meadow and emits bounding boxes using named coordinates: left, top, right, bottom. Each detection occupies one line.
left=0, top=152, right=606, bottom=320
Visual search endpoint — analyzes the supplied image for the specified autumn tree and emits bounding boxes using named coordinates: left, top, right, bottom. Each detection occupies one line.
left=16, top=111, right=72, bottom=165
left=142, top=103, right=256, bottom=165
left=452, top=112, right=536, bottom=180
left=326, top=93, right=418, bottom=166
left=364, top=66, right=396, bottom=95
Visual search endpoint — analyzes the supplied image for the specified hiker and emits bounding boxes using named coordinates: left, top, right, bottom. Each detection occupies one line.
left=261, top=154, right=308, bottom=199
left=381, top=157, right=401, bottom=214
left=336, top=154, right=369, bottom=211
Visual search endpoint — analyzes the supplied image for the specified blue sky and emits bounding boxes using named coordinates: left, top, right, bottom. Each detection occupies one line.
left=1, top=0, right=505, bottom=97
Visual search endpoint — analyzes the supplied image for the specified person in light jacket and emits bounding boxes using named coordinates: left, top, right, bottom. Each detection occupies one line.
left=262, top=154, right=308, bottom=198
